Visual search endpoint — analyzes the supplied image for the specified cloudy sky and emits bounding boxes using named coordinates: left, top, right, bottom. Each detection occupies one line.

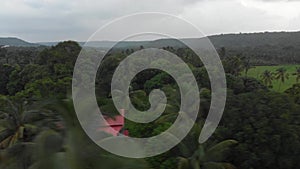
left=0, top=0, right=300, bottom=42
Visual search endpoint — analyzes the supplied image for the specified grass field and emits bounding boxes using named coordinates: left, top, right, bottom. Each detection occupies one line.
left=245, top=65, right=300, bottom=92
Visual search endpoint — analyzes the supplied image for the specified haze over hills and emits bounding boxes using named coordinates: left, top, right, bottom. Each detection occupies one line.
left=2, top=31, right=300, bottom=64
left=38, top=41, right=150, bottom=48
left=1, top=31, right=300, bottom=49
left=37, top=31, right=300, bottom=48
left=1, top=31, right=300, bottom=65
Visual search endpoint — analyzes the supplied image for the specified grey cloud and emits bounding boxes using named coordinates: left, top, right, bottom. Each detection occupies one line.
left=0, top=0, right=299, bottom=42
left=259, top=0, right=281, bottom=1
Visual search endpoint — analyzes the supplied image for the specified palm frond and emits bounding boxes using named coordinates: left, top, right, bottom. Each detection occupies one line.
left=204, top=140, right=238, bottom=162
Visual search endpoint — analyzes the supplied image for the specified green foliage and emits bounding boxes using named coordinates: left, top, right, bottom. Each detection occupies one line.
left=96, top=53, right=125, bottom=97
left=177, top=140, right=238, bottom=169
left=37, top=41, right=81, bottom=69
left=215, top=90, right=300, bottom=169
left=261, top=70, right=274, bottom=87
left=0, top=64, right=14, bottom=95
left=275, top=67, right=290, bottom=91
left=223, top=56, right=245, bottom=76
left=193, top=67, right=210, bottom=89
left=226, top=74, right=245, bottom=94
left=144, top=72, right=176, bottom=93
left=16, top=77, right=71, bottom=99
left=285, top=83, right=300, bottom=104
left=6, top=65, right=22, bottom=95
left=292, top=67, right=300, bottom=82
left=0, top=97, right=57, bottom=148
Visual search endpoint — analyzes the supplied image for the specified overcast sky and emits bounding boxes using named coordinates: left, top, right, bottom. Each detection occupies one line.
left=0, top=0, right=300, bottom=42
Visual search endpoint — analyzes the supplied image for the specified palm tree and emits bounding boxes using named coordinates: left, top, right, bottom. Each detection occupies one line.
left=177, top=140, right=238, bottom=169
left=292, top=67, right=300, bottom=83
left=243, top=58, right=253, bottom=77
left=224, top=56, right=244, bottom=77
left=165, top=122, right=239, bottom=169
left=261, top=70, right=274, bottom=88
left=0, top=97, right=57, bottom=169
left=0, top=97, right=56, bottom=149
left=275, top=67, right=289, bottom=91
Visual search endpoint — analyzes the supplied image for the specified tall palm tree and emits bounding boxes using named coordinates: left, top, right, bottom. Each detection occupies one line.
left=224, top=56, right=244, bottom=77
left=0, top=97, right=57, bottom=169
left=275, top=67, right=289, bottom=91
left=0, top=97, right=56, bottom=149
left=261, top=70, right=274, bottom=88
left=243, top=58, right=253, bottom=77
left=166, top=122, right=239, bottom=169
left=292, top=67, right=300, bottom=83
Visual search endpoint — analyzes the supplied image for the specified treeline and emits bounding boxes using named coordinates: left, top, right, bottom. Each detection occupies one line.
left=0, top=46, right=45, bottom=66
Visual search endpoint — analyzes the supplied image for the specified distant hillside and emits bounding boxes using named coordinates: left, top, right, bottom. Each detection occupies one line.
left=0, top=37, right=40, bottom=47
left=38, top=41, right=150, bottom=48
left=208, top=31, right=300, bottom=48
left=7, top=31, right=300, bottom=49
left=113, top=31, right=300, bottom=64
left=3, top=31, right=300, bottom=64
left=88, top=31, right=300, bottom=64
left=208, top=31, right=300, bottom=64
left=140, top=31, right=300, bottom=49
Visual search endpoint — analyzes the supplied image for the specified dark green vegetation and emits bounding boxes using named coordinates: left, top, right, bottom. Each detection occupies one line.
left=0, top=37, right=300, bottom=169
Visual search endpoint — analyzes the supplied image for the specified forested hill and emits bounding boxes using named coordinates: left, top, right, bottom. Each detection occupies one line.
left=0, top=37, right=40, bottom=47
left=1, top=31, right=300, bottom=64
left=149, top=31, right=300, bottom=65
left=208, top=31, right=300, bottom=65
left=41, top=31, right=300, bottom=64
left=2, top=31, right=300, bottom=48
left=209, top=31, right=300, bottom=48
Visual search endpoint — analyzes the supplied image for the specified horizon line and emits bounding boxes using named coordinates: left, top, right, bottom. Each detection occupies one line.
left=1, top=30, right=300, bottom=44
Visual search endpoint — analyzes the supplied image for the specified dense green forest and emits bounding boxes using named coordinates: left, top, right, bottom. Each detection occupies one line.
left=0, top=39, right=299, bottom=169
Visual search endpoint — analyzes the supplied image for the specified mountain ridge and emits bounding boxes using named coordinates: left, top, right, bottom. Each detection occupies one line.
left=0, top=37, right=41, bottom=47
left=1, top=31, right=300, bottom=49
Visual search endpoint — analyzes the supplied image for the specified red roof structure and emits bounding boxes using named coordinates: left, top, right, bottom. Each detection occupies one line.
left=97, top=109, right=129, bottom=136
